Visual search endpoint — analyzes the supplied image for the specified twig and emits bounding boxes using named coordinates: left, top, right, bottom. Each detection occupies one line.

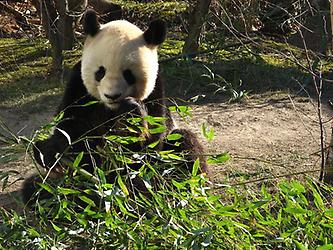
left=317, top=67, right=326, bottom=181
left=233, top=155, right=289, bottom=169
left=296, top=28, right=326, bottom=182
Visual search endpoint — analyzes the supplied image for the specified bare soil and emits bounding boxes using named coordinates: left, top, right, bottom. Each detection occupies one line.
left=0, top=93, right=332, bottom=210
left=183, top=94, right=333, bottom=183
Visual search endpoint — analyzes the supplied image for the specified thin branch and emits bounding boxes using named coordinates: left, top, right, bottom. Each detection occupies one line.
left=297, top=28, right=326, bottom=182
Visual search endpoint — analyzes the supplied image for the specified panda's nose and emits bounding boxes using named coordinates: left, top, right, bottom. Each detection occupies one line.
left=104, top=93, right=121, bottom=100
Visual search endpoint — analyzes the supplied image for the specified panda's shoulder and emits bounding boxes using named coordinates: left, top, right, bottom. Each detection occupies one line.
left=146, top=73, right=165, bottom=103
left=70, top=61, right=82, bottom=79
left=58, top=61, right=92, bottom=111
left=65, top=61, right=90, bottom=97
left=144, top=73, right=168, bottom=116
left=66, top=61, right=85, bottom=90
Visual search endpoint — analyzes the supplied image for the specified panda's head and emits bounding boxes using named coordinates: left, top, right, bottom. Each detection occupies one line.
left=81, top=10, right=166, bottom=109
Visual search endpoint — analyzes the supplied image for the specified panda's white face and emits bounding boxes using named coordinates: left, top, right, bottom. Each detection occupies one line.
left=81, top=20, right=159, bottom=110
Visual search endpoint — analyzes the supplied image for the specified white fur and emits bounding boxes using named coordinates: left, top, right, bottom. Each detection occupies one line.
left=81, top=20, right=159, bottom=110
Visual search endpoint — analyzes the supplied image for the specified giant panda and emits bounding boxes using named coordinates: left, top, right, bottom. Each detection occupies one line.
left=22, top=10, right=207, bottom=204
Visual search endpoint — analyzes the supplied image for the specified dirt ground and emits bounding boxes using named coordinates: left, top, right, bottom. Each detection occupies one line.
left=0, top=93, right=332, bottom=210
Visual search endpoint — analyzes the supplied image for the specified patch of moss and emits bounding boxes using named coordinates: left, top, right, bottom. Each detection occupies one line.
left=159, top=39, right=184, bottom=60
left=113, top=0, right=188, bottom=22
left=0, top=39, right=49, bottom=81
left=0, top=38, right=81, bottom=112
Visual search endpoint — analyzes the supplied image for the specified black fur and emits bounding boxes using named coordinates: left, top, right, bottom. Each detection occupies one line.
left=143, top=20, right=166, bottom=45
left=123, top=69, right=136, bottom=85
left=83, top=9, right=100, bottom=36
left=22, top=175, right=43, bottom=205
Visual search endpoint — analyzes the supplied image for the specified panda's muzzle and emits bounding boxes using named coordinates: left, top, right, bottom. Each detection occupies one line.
left=104, top=93, right=122, bottom=101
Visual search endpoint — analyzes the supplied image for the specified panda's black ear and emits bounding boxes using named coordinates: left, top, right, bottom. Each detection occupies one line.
left=143, top=20, right=166, bottom=46
left=83, top=9, right=100, bottom=37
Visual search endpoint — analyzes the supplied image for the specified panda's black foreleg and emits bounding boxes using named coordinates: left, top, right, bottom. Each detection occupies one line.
left=163, top=128, right=207, bottom=174
left=21, top=174, right=56, bottom=206
left=22, top=137, right=68, bottom=206
left=25, top=131, right=76, bottom=206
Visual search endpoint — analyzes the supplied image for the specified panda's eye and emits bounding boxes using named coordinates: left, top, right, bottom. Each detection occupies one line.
left=123, top=69, right=136, bottom=85
left=95, top=66, right=106, bottom=82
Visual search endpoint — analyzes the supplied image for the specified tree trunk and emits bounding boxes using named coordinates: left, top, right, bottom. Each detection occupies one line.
left=42, top=0, right=63, bottom=73
left=330, top=1, right=333, bottom=54
left=182, top=0, right=212, bottom=55
left=31, top=0, right=63, bottom=73
left=55, top=0, right=69, bottom=51
left=62, top=0, right=87, bottom=50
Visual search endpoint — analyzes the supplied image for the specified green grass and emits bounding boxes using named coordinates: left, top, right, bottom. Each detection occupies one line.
left=159, top=37, right=333, bottom=103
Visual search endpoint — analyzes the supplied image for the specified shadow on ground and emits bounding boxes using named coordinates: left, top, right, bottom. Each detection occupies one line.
left=161, top=54, right=333, bottom=106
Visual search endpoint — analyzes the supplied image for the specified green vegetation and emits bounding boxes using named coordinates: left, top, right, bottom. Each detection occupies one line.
left=1, top=149, right=333, bottom=249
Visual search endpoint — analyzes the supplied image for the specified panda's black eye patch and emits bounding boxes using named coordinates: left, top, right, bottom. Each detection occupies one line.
left=123, top=69, right=136, bottom=85
left=95, top=66, right=106, bottom=82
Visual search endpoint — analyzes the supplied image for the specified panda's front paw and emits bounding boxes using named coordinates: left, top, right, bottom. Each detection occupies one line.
left=33, top=140, right=64, bottom=173
left=118, top=97, right=147, bottom=118
left=113, top=97, right=148, bottom=138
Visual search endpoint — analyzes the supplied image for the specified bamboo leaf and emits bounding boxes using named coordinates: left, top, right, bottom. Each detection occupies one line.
left=38, top=183, right=55, bottom=195
left=79, top=195, right=96, bottom=207
left=148, top=140, right=160, bottom=149
left=56, top=128, right=71, bottom=145
left=73, top=152, right=84, bottom=168
left=58, top=187, right=80, bottom=195
left=166, top=133, right=182, bottom=141
left=202, top=123, right=214, bottom=142
left=117, top=175, right=129, bottom=196
left=207, top=153, right=230, bottom=164
left=192, top=158, right=200, bottom=176
left=81, top=101, right=99, bottom=107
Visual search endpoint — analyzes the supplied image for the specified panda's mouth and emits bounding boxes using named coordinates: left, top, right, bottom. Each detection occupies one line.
left=107, top=100, right=119, bottom=104
left=105, top=101, right=120, bottom=110
left=106, top=97, right=123, bottom=104
left=103, top=94, right=125, bottom=109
